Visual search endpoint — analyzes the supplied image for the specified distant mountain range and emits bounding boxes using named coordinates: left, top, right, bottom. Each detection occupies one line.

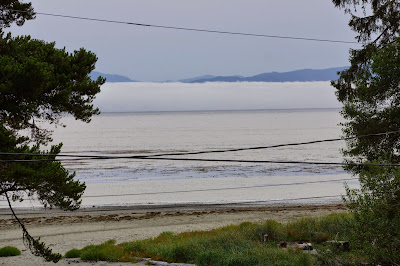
left=90, top=71, right=137, bottom=83
left=92, top=67, right=348, bottom=83
left=183, top=67, right=347, bottom=83
left=178, top=75, right=216, bottom=83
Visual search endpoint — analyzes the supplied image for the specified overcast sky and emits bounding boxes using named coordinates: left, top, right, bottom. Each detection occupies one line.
left=9, top=0, right=357, bottom=82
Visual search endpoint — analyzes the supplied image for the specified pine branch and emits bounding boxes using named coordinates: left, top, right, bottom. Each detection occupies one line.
left=5, top=192, right=62, bottom=262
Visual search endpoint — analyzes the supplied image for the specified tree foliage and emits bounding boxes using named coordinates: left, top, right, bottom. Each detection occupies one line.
left=0, top=33, right=104, bottom=143
left=332, top=0, right=400, bottom=43
left=333, top=1, right=400, bottom=264
left=0, top=125, right=86, bottom=210
left=337, top=38, right=400, bottom=165
left=0, top=0, right=35, bottom=32
left=332, top=0, right=400, bottom=165
left=344, top=160, right=400, bottom=264
left=0, top=0, right=104, bottom=262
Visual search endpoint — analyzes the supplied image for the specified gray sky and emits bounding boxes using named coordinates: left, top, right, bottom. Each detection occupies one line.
left=10, top=0, right=357, bottom=82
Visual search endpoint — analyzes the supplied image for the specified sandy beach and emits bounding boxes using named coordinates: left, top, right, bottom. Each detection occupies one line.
left=0, top=203, right=347, bottom=265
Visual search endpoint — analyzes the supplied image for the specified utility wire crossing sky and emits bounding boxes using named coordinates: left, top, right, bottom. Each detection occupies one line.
left=8, top=0, right=359, bottom=81
left=11, top=9, right=360, bottom=45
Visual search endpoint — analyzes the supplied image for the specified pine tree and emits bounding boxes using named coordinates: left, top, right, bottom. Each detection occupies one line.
left=0, top=1, right=105, bottom=262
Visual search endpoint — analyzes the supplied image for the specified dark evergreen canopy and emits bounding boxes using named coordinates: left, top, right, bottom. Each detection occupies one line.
left=333, top=1, right=400, bottom=264
left=332, top=0, right=400, bottom=165
left=0, top=1, right=104, bottom=262
left=0, top=0, right=34, bottom=32
left=0, top=33, right=104, bottom=143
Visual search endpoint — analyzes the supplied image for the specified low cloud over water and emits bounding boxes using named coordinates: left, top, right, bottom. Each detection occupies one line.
left=94, top=81, right=340, bottom=112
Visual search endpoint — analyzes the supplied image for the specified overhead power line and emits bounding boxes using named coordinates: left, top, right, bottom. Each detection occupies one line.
left=1, top=154, right=400, bottom=167
left=9, top=9, right=359, bottom=44
left=0, top=177, right=356, bottom=202
left=1, top=130, right=400, bottom=167
left=99, top=157, right=400, bottom=167
left=0, top=195, right=345, bottom=206
left=81, top=177, right=357, bottom=198
left=29, top=156, right=400, bottom=166
left=1, top=130, right=399, bottom=160
left=213, top=195, right=344, bottom=205
left=116, top=129, right=400, bottom=158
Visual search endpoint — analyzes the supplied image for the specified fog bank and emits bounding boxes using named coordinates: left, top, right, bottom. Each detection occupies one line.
left=94, top=81, right=341, bottom=112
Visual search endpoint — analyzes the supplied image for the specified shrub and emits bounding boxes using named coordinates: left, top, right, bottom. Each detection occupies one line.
left=238, top=220, right=286, bottom=242
left=344, top=160, right=400, bottom=264
left=67, top=215, right=361, bottom=265
left=286, top=213, right=353, bottom=243
left=64, top=248, right=81, bottom=258
left=79, top=240, right=124, bottom=262
left=0, top=246, right=21, bottom=257
left=195, top=250, right=227, bottom=265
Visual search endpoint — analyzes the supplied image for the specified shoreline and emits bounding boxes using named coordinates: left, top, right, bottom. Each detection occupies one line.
left=0, top=200, right=344, bottom=218
left=0, top=203, right=347, bottom=265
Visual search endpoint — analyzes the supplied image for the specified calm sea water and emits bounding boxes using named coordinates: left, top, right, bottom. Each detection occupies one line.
left=2, top=109, right=358, bottom=208
left=54, top=108, right=348, bottom=179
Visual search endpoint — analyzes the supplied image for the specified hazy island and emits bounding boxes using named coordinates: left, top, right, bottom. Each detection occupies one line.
left=93, top=66, right=348, bottom=83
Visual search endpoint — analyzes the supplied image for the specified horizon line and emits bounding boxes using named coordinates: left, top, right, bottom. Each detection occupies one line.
left=98, top=107, right=341, bottom=114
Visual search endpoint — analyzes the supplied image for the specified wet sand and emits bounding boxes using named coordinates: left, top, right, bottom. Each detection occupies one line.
left=0, top=203, right=347, bottom=265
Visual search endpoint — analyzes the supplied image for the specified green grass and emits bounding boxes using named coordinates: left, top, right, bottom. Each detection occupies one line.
left=0, top=246, right=21, bottom=257
left=65, top=213, right=359, bottom=265
left=64, top=248, right=81, bottom=258
left=285, top=212, right=354, bottom=242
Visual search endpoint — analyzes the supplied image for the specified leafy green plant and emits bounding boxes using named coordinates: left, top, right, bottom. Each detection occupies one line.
left=78, top=240, right=128, bottom=262
left=344, top=161, right=400, bottom=264
left=64, top=249, right=81, bottom=258
left=67, top=216, right=359, bottom=265
left=286, top=213, right=353, bottom=243
left=0, top=246, right=21, bottom=257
